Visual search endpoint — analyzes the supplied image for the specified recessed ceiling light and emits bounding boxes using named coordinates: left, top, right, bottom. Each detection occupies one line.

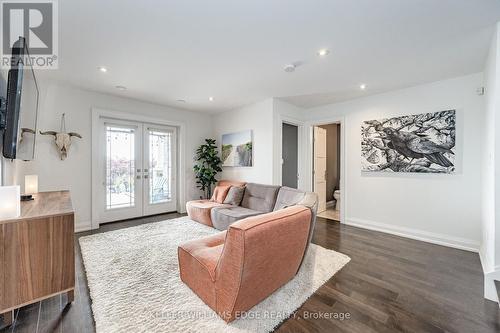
left=360, top=84, right=367, bottom=90
left=98, top=66, right=108, bottom=73
left=208, top=97, right=214, bottom=102
left=317, top=49, right=330, bottom=57
left=115, top=85, right=127, bottom=91
left=176, top=99, right=186, bottom=103
left=283, top=64, right=296, bottom=73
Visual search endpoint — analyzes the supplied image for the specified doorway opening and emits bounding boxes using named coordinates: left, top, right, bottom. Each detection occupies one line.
left=313, top=123, right=341, bottom=222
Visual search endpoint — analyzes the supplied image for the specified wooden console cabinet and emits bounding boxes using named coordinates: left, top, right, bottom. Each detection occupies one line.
left=0, top=191, right=75, bottom=326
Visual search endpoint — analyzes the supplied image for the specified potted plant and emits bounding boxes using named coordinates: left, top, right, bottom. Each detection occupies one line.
left=194, top=139, right=223, bottom=199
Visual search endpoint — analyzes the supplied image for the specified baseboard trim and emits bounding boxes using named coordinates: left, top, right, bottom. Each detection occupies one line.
left=326, top=200, right=335, bottom=208
left=345, top=217, right=479, bottom=253
left=479, top=249, right=494, bottom=273
left=75, top=221, right=92, bottom=233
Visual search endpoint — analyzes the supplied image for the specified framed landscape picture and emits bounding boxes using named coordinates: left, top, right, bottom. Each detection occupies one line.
left=361, top=110, right=456, bottom=173
left=221, top=130, right=253, bottom=167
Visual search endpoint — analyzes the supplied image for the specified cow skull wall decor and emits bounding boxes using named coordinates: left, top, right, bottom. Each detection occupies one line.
left=40, top=113, right=82, bottom=160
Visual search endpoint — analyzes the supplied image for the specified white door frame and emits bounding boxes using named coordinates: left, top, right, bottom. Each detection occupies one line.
left=304, top=116, right=346, bottom=224
left=91, top=108, right=186, bottom=230
left=274, top=114, right=305, bottom=188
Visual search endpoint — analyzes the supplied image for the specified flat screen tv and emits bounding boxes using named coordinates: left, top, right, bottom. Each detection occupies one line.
left=1, top=37, right=39, bottom=160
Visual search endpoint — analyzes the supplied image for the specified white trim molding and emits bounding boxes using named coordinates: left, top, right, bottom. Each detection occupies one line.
left=482, top=267, right=500, bottom=303
left=345, top=217, right=480, bottom=253
left=480, top=249, right=500, bottom=302
left=75, top=221, right=92, bottom=233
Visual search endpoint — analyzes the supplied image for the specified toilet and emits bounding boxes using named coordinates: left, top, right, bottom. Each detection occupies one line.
left=333, top=190, right=341, bottom=211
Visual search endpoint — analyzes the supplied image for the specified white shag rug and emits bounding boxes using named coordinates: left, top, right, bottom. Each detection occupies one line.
left=79, top=216, right=350, bottom=333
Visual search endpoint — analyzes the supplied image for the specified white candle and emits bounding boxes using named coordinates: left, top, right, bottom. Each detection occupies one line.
left=25, top=175, right=39, bottom=194
left=0, top=186, right=21, bottom=219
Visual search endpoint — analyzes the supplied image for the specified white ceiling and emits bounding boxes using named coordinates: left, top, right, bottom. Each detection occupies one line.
left=38, top=0, right=500, bottom=113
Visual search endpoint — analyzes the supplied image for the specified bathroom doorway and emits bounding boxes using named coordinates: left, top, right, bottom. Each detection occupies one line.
left=313, top=122, right=341, bottom=222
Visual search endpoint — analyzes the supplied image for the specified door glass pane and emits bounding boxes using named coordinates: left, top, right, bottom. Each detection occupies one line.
left=106, top=126, right=135, bottom=209
left=149, top=129, right=172, bottom=204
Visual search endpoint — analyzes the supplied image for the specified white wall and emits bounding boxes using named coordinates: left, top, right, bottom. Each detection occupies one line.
left=482, top=22, right=500, bottom=301
left=304, top=73, right=484, bottom=252
left=213, top=99, right=275, bottom=184
left=13, top=81, right=212, bottom=231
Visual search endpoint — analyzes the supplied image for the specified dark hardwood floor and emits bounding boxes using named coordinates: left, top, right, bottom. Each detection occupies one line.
left=1, top=215, right=499, bottom=332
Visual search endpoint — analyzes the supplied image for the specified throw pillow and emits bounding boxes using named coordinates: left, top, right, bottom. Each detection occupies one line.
left=211, top=185, right=231, bottom=203
left=223, top=186, right=245, bottom=205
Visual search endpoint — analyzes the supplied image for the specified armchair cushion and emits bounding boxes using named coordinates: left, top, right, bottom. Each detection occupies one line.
left=178, top=231, right=226, bottom=309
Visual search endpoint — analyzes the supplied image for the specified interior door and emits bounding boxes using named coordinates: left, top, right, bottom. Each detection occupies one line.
left=282, top=123, right=298, bottom=188
left=314, top=126, right=327, bottom=212
left=100, top=120, right=143, bottom=223
left=143, top=125, right=177, bottom=215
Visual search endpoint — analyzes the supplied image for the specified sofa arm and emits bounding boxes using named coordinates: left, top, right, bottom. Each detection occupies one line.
left=297, top=192, right=318, bottom=267
left=297, top=192, right=318, bottom=214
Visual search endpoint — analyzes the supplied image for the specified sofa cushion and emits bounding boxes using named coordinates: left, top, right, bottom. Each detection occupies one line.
left=223, top=186, right=245, bottom=206
left=218, top=180, right=246, bottom=187
left=186, top=200, right=233, bottom=227
left=211, top=185, right=231, bottom=203
left=273, top=187, right=306, bottom=211
left=240, top=183, right=280, bottom=213
left=211, top=206, right=262, bottom=231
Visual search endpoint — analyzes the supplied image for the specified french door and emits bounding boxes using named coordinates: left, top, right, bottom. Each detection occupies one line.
left=97, top=118, right=177, bottom=223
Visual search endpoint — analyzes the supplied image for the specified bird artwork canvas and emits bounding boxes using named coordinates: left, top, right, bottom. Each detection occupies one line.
left=361, top=110, right=456, bottom=173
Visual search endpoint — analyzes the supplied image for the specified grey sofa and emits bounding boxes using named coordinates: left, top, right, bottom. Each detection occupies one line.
left=211, top=183, right=280, bottom=230
left=208, top=183, right=318, bottom=247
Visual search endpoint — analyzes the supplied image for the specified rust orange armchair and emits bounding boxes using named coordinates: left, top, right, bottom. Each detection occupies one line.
left=178, top=205, right=312, bottom=322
